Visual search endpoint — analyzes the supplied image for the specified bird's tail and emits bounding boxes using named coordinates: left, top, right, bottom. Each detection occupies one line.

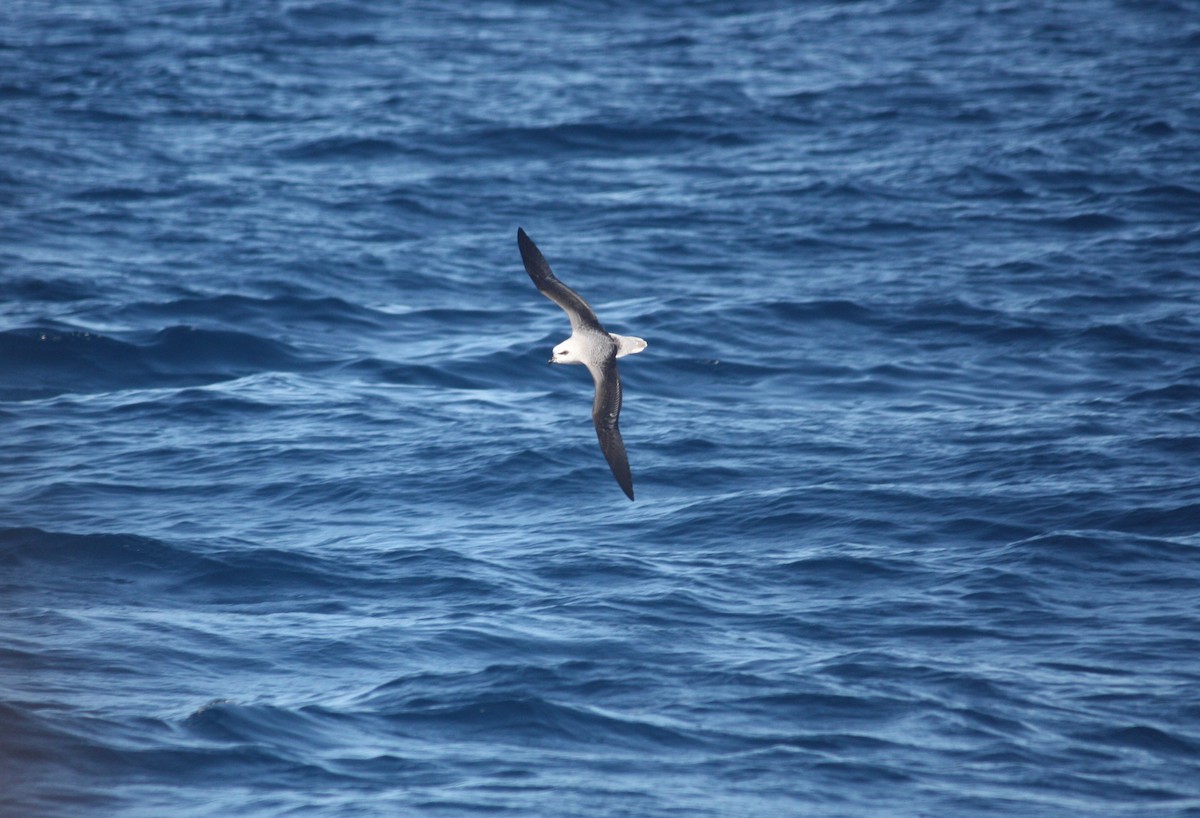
left=611, top=334, right=647, bottom=358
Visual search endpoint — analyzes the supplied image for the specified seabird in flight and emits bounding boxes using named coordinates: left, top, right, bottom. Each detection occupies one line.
left=518, top=227, right=647, bottom=501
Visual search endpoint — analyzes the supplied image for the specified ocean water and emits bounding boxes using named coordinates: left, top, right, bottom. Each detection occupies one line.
left=3, top=1, right=1200, bottom=815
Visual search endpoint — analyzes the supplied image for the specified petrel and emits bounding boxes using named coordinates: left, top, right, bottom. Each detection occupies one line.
left=518, top=228, right=647, bottom=501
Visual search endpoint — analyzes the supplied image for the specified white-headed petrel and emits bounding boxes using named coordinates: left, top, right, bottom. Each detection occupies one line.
left=518, top=228, right=647, bottom=501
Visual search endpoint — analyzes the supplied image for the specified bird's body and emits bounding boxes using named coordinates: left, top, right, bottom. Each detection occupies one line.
left=518, top=228, right=647, bottom=501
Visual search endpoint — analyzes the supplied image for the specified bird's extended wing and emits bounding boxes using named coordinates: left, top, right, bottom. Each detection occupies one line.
left=518, top=228, right=605, bottom=335
left=587, top=357, right=634, bottom=501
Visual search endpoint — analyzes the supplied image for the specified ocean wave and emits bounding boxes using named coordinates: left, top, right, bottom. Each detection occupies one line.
left=0, top=326, right=316, bottom=400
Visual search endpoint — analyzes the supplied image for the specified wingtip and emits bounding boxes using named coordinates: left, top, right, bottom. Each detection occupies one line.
left=516, top=227, right=537, bottom=258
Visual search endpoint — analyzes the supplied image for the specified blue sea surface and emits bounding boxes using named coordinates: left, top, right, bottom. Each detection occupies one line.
left=3, top=1, right=1200, bottom=816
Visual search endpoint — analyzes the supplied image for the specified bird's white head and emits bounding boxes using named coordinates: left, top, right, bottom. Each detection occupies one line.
left=549, top=339, right=584, bottom=365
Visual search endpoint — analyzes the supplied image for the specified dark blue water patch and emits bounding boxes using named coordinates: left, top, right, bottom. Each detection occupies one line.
left=1, top=526, right=399, bottom=609
left=0, top=702, right=127, bottom=817
left=368, top=690, right=708, bottom=752
left=276, top=135, right=406, bottom=162
left=0, top=527, right=200, bottom=574
left=2, top=274, right=101, bottom=303
left=933, top=165, right=1033, bottom=201
left=1133, top=433, right=1200, bottom=455
left=1100, top=504, right=1200, bottom=540
left=988, top=531, right=1200, bottom=586
left=0, top=325, right=319, bottom=400
left=1046, top=212, right=1128, bottom=231
left=1073, top=725, right=1200, bottom=758
left=886, top=299, right=1059, bottom=346
left=282, top=0, right=389, bottom=32
left=755, top=298, right=879, bottom=327
left=102, top=385, right=298, bottom=425
left=145, top=326, right=306, bottom=369
left=183, top=699, right=339, bottom=749
left=1076, top=320, right=1198, bottom=356
left=67, top=182, right=203, bottom=204
left=453, top=121, right=716, bottom=159
left=766, top=553, right=916, bottom=585
left=114, top=294, right=390, bottom=334
left=1129, top=183, right=1200, bottom=215
left=0, top=528, right=349, bottom=611
left=339, top=356, right=491, bottom=389
left=174, top=551, right=353, bottom=608
left=176, top=686, right=720, bottom=808
left=4, top=700, right=347, bottom=816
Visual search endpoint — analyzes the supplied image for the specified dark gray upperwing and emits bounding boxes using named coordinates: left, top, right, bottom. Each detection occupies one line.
left=518, top=228, right=605, bottom=335
left=587, top=358, right=634, bottom=501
